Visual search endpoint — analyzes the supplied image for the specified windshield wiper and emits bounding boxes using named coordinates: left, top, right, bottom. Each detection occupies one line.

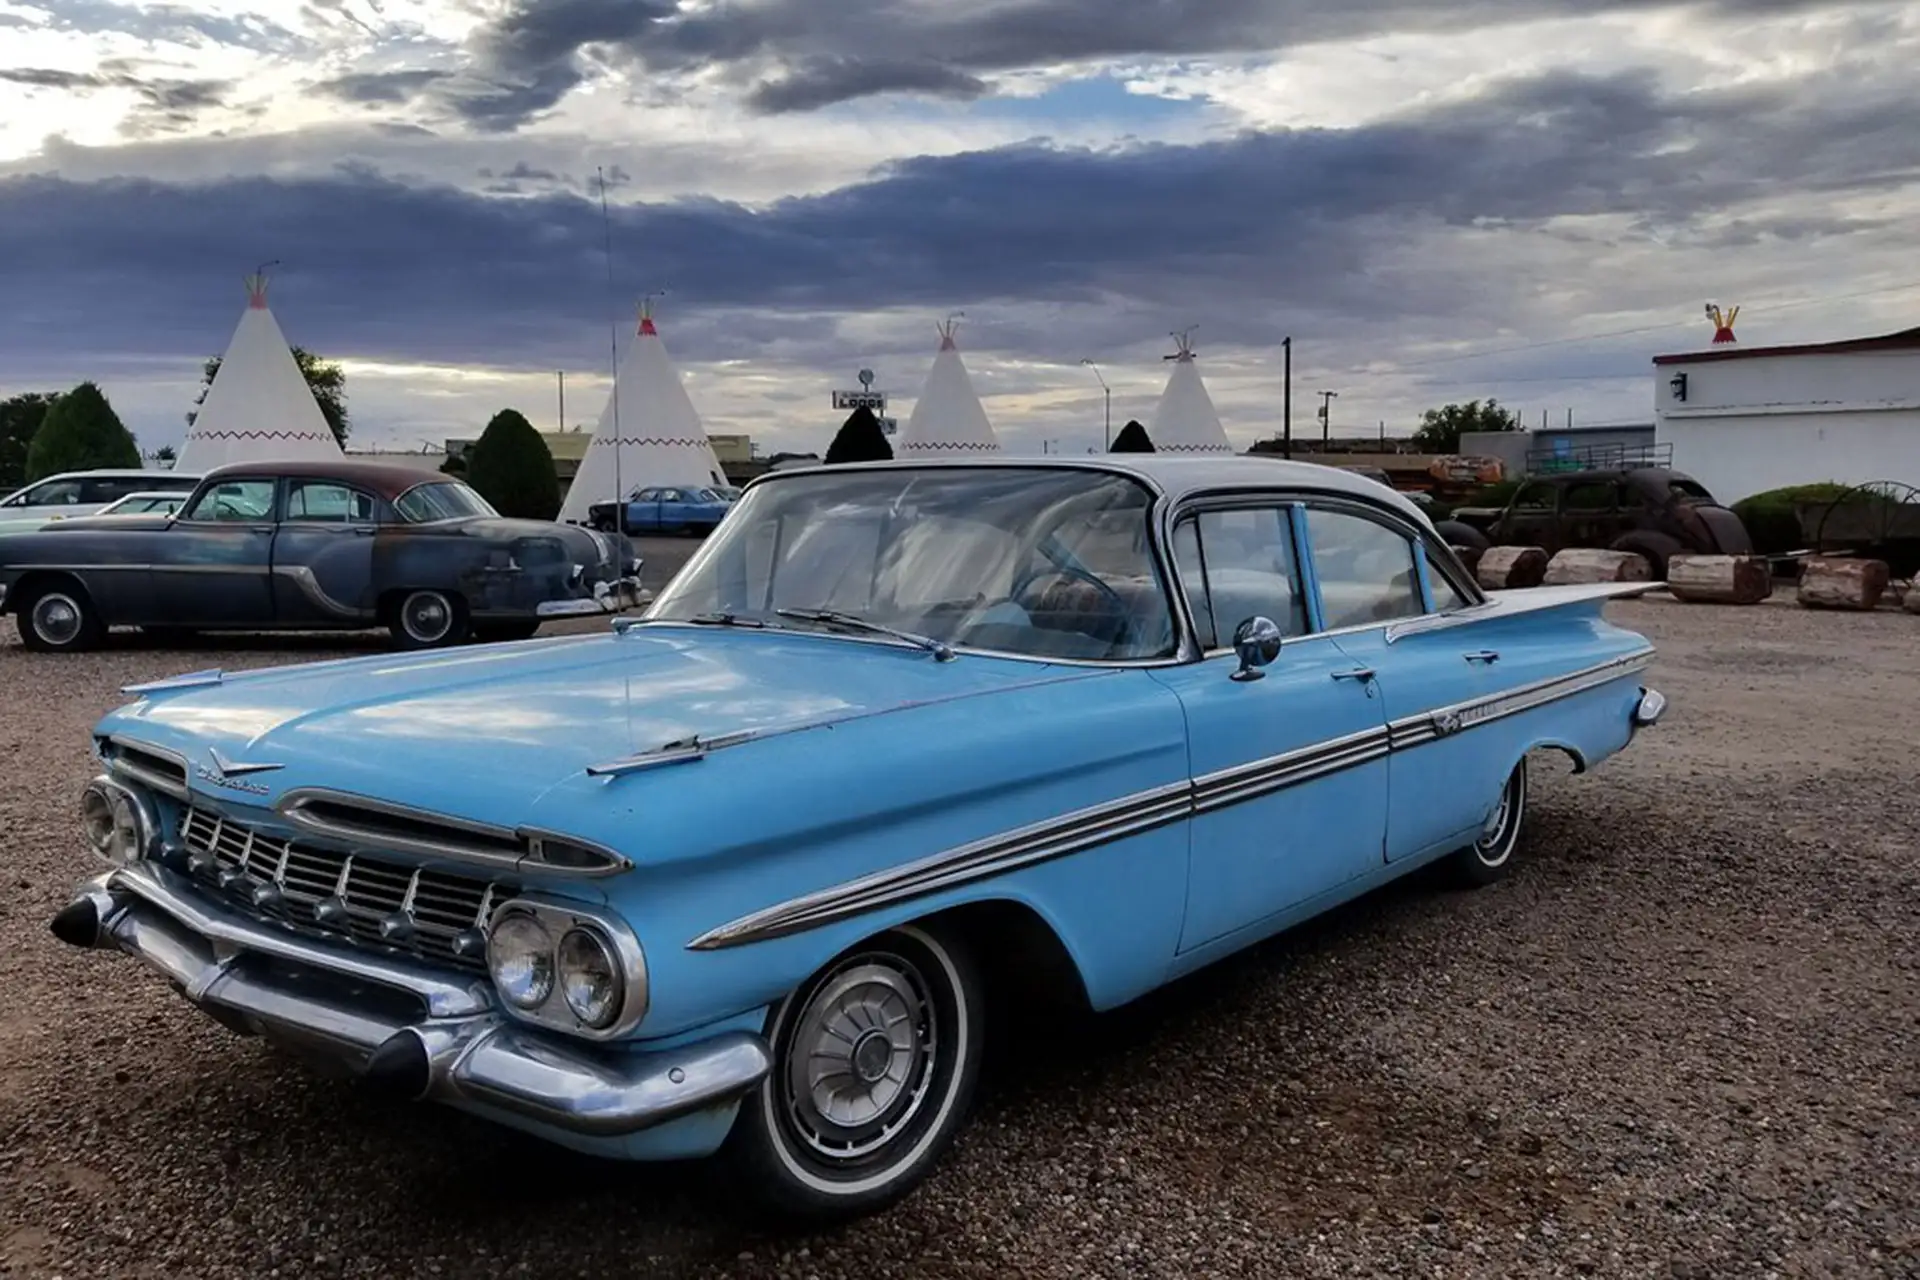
left=774, top=608, right=956, bottom=661
left=681, top=611, right=773, bottom=629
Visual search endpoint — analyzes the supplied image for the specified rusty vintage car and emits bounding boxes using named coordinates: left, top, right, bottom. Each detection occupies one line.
left=0, top=460, right=645, bottom=651
left=1437, top=467, right=1752, bottom=578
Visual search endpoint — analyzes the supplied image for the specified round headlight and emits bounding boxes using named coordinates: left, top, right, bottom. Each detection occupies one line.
left=557, top=927, right=624, bottom=1028
left=108, top=791, right=141, bottom=861
left=488, top=913, right=555, bottom=1010
left=81, top=784, right=117, bottom=856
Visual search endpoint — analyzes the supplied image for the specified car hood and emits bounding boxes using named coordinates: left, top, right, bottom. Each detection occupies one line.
left=101, top=626, right=1099, bottom=826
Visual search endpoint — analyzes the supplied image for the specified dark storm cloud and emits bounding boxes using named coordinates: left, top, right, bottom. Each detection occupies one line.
left=745, top=59, right=989, bottom=115
left=0, top=66, right=233, bottom=126
left=445, top=0, right=1853, bottom=127
left=313, top=69, right=450, bottom=105
left=0, top=69, right=1910, bottom=372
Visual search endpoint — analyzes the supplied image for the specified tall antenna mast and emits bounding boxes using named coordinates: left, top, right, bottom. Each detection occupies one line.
left=598, top=165, right=623, bottom=516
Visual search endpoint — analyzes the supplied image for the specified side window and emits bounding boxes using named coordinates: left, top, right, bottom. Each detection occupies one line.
left=22, top=479, right=83, bottom=506
left=1428, top=557, right=1471, bottom=612
left=634, top=489, right=661, bottom=502
left=286, top=482, right=374, bottom=522
left=1562, top=481, right=1618, bottom=511
left=1306, top=508, right=1424, bottom=629
left=1170, top=507, right=1306, bottom=651
left=80, top=477, right=146, bottom=504
left=1511, top=482, right=1555, bottom=512
left=184, top=479, right=276, bottom=522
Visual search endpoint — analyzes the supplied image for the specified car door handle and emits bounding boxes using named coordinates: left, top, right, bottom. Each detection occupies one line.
left=1331, top=668, right=1376, bottom=683
left=1463, top=650, right=1500, bottom=664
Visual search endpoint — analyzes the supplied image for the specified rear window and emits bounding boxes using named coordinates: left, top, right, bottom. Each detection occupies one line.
left=1668, top=479, right=1715, bottom=503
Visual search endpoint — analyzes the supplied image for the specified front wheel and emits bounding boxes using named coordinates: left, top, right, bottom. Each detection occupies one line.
left=721, top=924, right=984, bottom=1223
left=387, top=589, right=469, bottom=649
left=17, top=582, right=105, bottom=652
left=1446, top=758, right=1529, bottom=888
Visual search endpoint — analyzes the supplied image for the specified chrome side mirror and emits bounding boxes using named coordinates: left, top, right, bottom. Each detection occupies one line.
left=1230, top=616, right=1283, bottom=682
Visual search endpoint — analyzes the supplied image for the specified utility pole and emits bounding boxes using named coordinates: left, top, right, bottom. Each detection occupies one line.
left=557, top=371, right=565, bottom=432
left=1080, top=359, right=1111, bottom=450
left=1282, top=337, right=1292, bottom=460
left=1318, top=390, right=1338, bottom=448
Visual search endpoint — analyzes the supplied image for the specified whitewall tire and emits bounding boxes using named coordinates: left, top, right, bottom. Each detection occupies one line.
left=723, top=924, right=984, bottom=1222
left=18, top=584, right=104, bottom=652
left=1448, top=757, right=1529, bottom=887
left=389, top=589, right=468, bottom=649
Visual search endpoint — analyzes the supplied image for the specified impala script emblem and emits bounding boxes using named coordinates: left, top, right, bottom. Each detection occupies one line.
left=195, top=748, right=284, bottom=795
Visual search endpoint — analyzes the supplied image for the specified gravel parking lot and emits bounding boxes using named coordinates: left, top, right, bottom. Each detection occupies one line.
left=1, top=596, right=1914, bottom=1279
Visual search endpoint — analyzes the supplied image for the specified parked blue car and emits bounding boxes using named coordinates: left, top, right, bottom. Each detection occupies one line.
left=588, top=485, right=733, bottom=535
left=52, top=458, right=1665, bottom=1222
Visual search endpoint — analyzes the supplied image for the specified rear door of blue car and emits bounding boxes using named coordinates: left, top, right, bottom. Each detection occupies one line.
left=1306, top=502, right=1508, bottom=864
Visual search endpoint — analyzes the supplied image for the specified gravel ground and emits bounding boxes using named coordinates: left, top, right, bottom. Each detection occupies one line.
left=1, top=596, right=1915, bottom=1279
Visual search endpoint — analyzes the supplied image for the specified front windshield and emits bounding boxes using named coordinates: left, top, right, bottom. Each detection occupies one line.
left=394, top=480, right=499, bottom=522
left=649, top=467, right=1177, bottom=662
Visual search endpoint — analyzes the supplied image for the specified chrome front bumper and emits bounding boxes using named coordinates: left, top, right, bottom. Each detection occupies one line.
left=51, top=863, right=770, bottom=1138
left=537, top=576, right=650, bottom=618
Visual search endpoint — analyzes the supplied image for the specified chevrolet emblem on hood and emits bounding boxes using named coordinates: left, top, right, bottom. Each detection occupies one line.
left=195, top=747, right=285, bottom=794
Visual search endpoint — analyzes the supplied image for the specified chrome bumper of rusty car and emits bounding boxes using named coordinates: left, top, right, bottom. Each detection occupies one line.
left=537, top=575, right=650, bottom=618
left=49, top=863, right=770, bottom=1137
left=1633, top=686, right=1667, bottom=728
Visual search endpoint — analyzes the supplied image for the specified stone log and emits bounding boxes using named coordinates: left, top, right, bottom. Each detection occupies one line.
left=1476, top=546, right=1547, bottom=591
left=1666, top=554, right=1773, bottom=604
left=1900, top=581, right=1920, bottom=615
left=1796, top=556, right=1889, bottom=611
left=1543, top=548, right=1652, bottom=586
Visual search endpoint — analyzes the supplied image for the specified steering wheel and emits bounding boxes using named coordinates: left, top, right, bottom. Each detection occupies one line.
left=1008, top=560, right=1134, bottom=652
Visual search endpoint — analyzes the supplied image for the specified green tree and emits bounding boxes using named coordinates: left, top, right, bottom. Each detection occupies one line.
left=1412, top=399, right=1521, bottom=454
left=823, top=407, right=894, bottom=464
left=191, top=347, right=350, bottom=446
left=464, top=409, right=559, bottom=519
left=152, top=445, right=177, bottom=465
left=25, top=383, right=140, bottom=480
left=1110, top=419, right=1155, bottom=453
left=0, top=391, right=59, bottom=489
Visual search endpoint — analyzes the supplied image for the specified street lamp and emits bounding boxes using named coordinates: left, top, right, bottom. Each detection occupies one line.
left=1080, top=358, right=1111, bottom=451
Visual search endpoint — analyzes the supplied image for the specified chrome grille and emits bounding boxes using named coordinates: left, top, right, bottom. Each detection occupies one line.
left=180, top=806, right=510, bottom=973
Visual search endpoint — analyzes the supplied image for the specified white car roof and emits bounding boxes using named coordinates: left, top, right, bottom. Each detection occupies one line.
left=753, top=455, right=1435, bottom=531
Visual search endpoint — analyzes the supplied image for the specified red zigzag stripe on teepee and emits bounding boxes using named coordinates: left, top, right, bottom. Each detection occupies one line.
left=185, top=430, right=336, bottom=440
left=591, top=437, right=714, bottom=448
left=898, top=441, right=1003, bottom=451
left=1157, top=443, right=1235, bottom=454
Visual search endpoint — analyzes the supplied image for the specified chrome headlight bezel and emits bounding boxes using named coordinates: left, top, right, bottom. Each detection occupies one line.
left=80, top=775, right=160, bottom=865
left=485, top=897, right=648, bottom=1039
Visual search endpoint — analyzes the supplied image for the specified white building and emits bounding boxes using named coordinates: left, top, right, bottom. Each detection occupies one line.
left=898, top=318, right=1001, bottom=457
left=1147, top=332, right=1233, bottom=454
left=1654, top=327, right=1920, bottom=503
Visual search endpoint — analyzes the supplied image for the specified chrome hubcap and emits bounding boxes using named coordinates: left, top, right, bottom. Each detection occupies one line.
left=403, top=593, right=451, bottom=642
left=1475, top=767, right=1524, bottom=866
left=782, top=957, right=935, bottom=1161
left=32, top=594, right=82, bottom=645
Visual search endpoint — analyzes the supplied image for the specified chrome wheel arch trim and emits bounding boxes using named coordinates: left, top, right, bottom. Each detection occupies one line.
left=688, top=647, right=1654, bottom=951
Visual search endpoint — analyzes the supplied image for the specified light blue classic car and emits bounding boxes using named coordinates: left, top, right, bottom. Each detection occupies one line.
left=51, top=458, right=1665, bottom=1221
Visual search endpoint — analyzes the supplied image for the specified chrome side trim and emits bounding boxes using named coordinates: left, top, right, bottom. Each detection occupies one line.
left=689, top=648, right=1657, bottom=950
left=271, top=565, right=366, bottom=618
left=686, top=779, right=1193, bottom=950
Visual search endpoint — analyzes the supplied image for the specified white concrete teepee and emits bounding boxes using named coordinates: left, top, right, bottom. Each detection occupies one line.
left=175, top=273, right=344, bottom=471
left=1147, top=329, right=1233, bottom=454
left=558, top=303, right=727, bottom=524
left=898, top=316, right=1001, bottom=457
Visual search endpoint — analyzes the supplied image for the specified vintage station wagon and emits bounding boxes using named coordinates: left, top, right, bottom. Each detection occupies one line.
left=51, top=458, right=1665, bottom=1221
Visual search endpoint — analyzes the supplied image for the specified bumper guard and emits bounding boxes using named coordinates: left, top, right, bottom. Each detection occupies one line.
left=51, top=864, right=770, bottom=1138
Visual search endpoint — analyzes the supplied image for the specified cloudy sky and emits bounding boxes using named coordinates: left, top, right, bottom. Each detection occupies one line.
left=2, top=0, right=1917, bottom=459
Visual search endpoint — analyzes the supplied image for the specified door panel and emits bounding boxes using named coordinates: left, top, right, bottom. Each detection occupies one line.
left=272, top=481, right=379, bottom=624
left=1155, top=640, right=1391, bottom=951
left=149, top=525, right=276, bottom=622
